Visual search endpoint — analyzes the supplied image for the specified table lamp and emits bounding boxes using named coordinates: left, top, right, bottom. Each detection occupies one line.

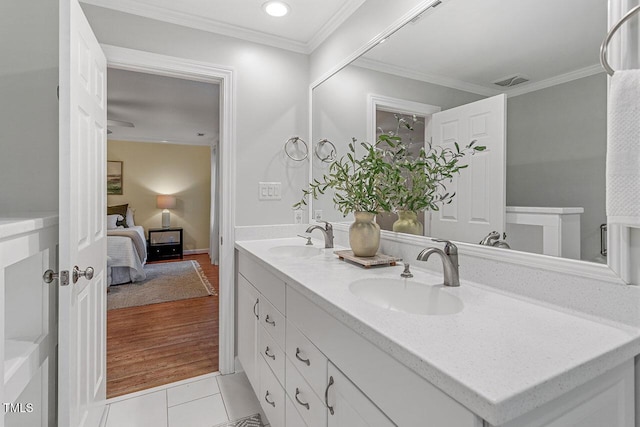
left=156, top=195, right=176, bottom=228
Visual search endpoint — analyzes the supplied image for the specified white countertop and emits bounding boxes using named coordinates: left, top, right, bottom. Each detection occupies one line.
left=235, top=237, right=640, bottom=425
left=0, top=212, right=58, bottom=240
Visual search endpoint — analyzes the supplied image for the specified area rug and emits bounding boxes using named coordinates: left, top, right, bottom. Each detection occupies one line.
left=213, top=414, right=263, bottom=427
left=107, top=260, right=216, bottom=310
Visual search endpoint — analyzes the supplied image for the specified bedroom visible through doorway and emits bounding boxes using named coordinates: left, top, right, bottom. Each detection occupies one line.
left=105, top=68, right=221, bottom=398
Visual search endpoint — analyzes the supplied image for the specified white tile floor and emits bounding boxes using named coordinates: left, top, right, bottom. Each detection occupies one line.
left=102, top=372, right=269, bottom=427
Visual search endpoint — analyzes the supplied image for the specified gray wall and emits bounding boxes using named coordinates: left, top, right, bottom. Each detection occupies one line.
left=506, top=73, right=607, bottom=262
left=0, top=0, right=59, bottom=213
left=82, top=4, right=310, bottom=227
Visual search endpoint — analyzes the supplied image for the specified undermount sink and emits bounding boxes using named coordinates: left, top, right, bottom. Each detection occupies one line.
left=267, top=245, right=323, bottom=258
left=349, top=278, right=464, bottom=315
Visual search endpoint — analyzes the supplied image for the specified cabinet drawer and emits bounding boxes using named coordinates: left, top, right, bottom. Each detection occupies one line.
left=259, top=296, right=285, bottom=349
left=287, top=287, right=480, bottom=427
left=286, top=319, right=327, bottom=399
left=155, top=244, right=180, bottom=256
left=238, top=253, right=285, bottom=312
left=258, top=324, right=284, bottom=385
left=286, top=395, right=308, bottom=427
left=259, top=356, right=285, bottom=427
left=285, top=357, right=327, bottom=427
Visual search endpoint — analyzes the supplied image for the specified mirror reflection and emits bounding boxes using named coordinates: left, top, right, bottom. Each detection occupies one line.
left=311, top=0, right=607, bottom=263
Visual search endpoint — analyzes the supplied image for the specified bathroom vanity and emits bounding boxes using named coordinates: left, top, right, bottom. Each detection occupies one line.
left=235, top=237, right=639, bottom=427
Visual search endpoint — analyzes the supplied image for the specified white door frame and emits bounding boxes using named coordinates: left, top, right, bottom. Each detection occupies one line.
left=366, top=94, right=441, bottom=145
left=366, top=94, right=441, bottom=235
left=101, top=45, right=236, bottom=374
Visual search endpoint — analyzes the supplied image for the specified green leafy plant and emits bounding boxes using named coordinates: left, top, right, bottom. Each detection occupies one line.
left=293, top=138, right=393, bottom=215
left=379, top=132, right=486, bottom=212
left=293, top=115, right=486, bottom=216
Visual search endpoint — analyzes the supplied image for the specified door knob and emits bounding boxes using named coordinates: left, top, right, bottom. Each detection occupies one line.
left=43, top=270, right=70, bottom=286
left=73, top=266, right=94, bottom=284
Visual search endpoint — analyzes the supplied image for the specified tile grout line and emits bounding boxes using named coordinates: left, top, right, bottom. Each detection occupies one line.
left=216, top=376, right=231, bottom=422
left=106, top=372, right=221, bottom=405
left=165, top=389, right=169, bottom=427
left=167, top=378, right=222, bottom=409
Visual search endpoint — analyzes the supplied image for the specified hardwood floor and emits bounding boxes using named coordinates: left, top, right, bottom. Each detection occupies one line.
left=107, top=254, right=219, bottom=398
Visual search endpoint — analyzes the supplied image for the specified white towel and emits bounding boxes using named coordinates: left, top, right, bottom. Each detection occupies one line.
left=606, top=70, right=640, bottom=226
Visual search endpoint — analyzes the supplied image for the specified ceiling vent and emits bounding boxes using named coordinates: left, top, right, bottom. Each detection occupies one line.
left=493, top=74, right=530, bottom=87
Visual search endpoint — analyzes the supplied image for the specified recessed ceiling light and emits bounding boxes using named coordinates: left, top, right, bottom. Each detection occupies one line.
left=263, top=1, right=290, bottom=17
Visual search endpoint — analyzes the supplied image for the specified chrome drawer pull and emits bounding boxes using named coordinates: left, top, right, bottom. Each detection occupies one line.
left=264, top=346, right=276, bottom=360
left=253, top=299, right=259, bottom=319
left=295, top=388, right=310, bottom=410
left=295, top=347, right=310, bottom=366
left=264, top=391, right=275, bottom=407
left=325, top=376, right=335, bottom=415
left=265, top=315, right=276, bottom=326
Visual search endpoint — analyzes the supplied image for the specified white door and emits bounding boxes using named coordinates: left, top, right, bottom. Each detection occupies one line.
left=429, top=94, right=506, bottom=243
left=327, top=362, right=394, bottom=427
left=58, top=0, right=108, bottom=425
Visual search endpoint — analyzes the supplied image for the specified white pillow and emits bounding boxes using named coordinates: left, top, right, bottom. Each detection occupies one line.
left=107, top=214, right=123, bottom=230
left=126, top=207, right=136, bottom=228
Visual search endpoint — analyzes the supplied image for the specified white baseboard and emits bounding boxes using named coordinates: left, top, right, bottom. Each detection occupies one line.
left=184, top=248, right=209, bottom=255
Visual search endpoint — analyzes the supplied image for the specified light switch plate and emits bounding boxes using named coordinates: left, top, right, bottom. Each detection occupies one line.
left=259, top=182, right=282, bottom=200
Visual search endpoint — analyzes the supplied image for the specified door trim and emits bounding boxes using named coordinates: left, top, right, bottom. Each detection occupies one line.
left=101, top=45, right=236, bottom=374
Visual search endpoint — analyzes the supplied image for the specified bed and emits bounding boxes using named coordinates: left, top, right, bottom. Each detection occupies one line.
left=107, top=206, right=148, bottom=285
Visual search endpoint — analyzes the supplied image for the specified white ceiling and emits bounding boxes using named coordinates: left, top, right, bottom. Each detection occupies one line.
left=80, top=0, right=365, bottom=53
left=107, top=68, right=219, bottom=146
left=356, top=0, right=607, bottom=96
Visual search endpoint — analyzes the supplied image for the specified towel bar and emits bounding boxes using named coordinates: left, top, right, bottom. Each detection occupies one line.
left=600, top=5, right=640, bottom=76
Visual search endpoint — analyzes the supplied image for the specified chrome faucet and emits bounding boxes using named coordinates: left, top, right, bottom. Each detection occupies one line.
left=479, top=231, right=501, bottom=246
left=305, top=221, right=334, bottom=248
left=479, top=231, right=511, bottom=249
left=416, top=239, right=460, bottom=287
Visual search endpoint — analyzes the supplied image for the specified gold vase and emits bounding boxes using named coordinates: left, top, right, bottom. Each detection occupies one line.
left=392, top=210, right=423, bottom=235
left=349, top=212, right=380, bottom=257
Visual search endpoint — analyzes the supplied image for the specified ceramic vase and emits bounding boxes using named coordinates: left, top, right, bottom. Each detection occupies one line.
left=392, top=210, right=423, bottom=235
left=349, top=212, right=380, bottom=257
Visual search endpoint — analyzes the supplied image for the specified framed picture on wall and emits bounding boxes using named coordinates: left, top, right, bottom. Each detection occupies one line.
left=107, top=161, right=123, bottom=195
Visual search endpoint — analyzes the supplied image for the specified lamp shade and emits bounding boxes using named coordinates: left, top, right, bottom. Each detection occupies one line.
left=156, top=195, right=176, bottom=209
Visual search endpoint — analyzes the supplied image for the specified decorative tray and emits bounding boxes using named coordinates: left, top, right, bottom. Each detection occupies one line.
left=334, top=250, right=401, bottom=268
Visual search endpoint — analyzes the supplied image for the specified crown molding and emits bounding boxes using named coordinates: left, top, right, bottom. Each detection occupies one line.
left=353, top=56, right=501, bottom=96
left=352, top=57, right=605, bottom=98
left=307, top=0, right=367, bottom=52
left=81, top=0, right=308, bottom=53
left=505, top=64, right=605, bottom=97
left=81, top=0, right=364, bottom=54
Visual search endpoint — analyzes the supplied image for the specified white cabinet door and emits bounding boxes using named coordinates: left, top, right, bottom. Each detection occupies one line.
left=429, top=94, right=506, bottom=243
left=237, top=275, right=260, bottom=396
left=58, top=0, right=107, bottom=425
left=326, top=362, right=394, bottom=427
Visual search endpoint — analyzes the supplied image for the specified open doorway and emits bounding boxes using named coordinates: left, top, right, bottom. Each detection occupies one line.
left=105, top=68, right=220, bottom=397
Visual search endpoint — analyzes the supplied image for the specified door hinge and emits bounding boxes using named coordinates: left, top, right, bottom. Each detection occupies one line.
left=43, top=269, right=69, bottom=286
left=220, top=236, right=223, bottom=245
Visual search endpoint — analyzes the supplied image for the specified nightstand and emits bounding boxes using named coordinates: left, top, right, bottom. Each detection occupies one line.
left=147, top=227, right=183, bottom=261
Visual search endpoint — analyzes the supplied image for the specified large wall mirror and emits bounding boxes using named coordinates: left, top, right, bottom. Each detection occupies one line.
left=311, top=0, right=609, bottom=264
